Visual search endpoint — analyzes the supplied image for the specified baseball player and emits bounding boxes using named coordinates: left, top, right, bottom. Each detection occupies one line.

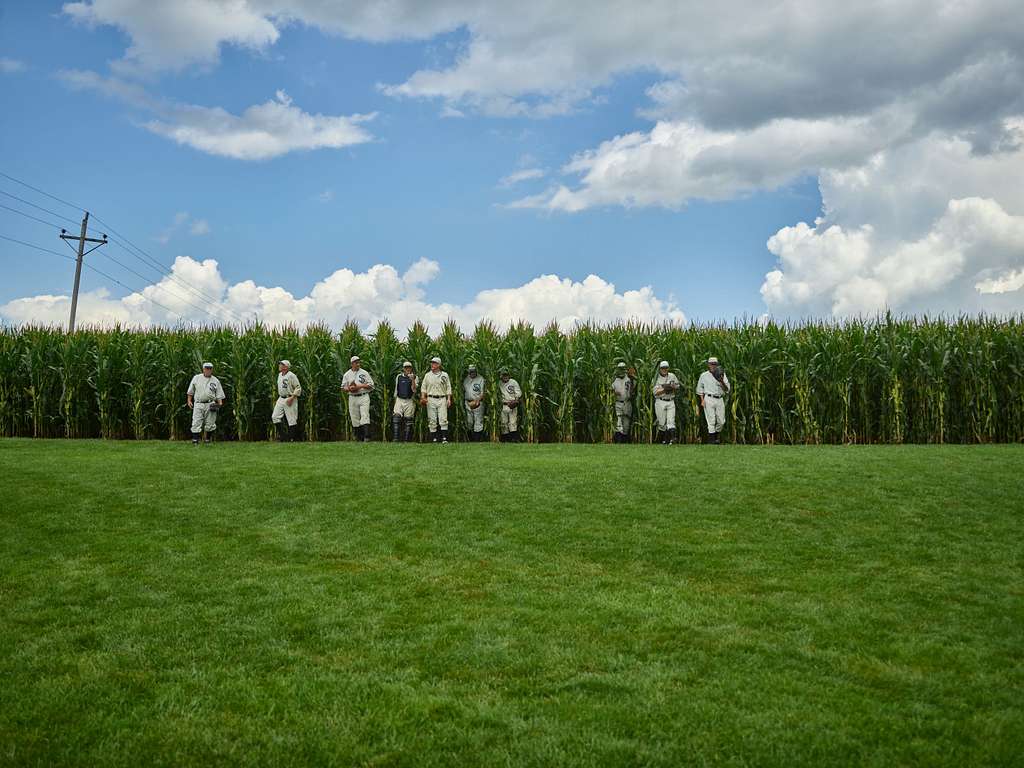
left=186, top=362, right=224, bottom=445
left=341, top=355, right=374, bottom=442
left=419, top=356, right=453, bottom=443
left=463, top=364, right=486, bottom=441
left=498, top=368, right=522, bottom=442
left=272, top=359, right=302, bottom=442
left=697, top=356, right=731, bottom=444
left=611, top=362, right=635, bottom=443
left=392, top=361, right=418, bottom=442
left=653, top=360, right=680, bottom=444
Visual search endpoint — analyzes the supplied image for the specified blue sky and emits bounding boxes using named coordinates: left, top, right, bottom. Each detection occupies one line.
left=1, top=1, right=1022, bottom=330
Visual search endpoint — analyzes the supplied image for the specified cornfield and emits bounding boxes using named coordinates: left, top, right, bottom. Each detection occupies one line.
left=1, top=316, right=1022, bottom=444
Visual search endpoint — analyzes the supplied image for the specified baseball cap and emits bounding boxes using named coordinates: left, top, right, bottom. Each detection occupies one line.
left=431, top=356, right=442, bottom=364
left=278, top=359, right=290, bottom=367
left=659, top=360, right=669, bottom=368
left=467, top=364, right=477, bottom=371
left=708, top=356, right=719, bottom=364
left=402, top=361, right=413, bottom=368
left=616, top=362, right=626, bottom=368
left=350, top=355, right=360, bottom=363
left=202, top=362, right=213, bottom=369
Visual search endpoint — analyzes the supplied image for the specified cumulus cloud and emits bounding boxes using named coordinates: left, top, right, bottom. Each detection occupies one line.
left=514, top=112, right=910, bottom=211
left=0, top=257, right=686, bottom=332
left=58, top=1, right=1024, bottom=316
left=756, top=130, right=1024, bottom=317
left=60, top=1, right=1024, bottom=129
left=59, top=71, right=375, bottom=160
left=62, top=0, right=279, bottom=73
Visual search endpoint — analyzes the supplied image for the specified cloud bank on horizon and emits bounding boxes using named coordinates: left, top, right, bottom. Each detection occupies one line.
left=5, top=0, right=1022, bottom=324
left=0, top=257, right=686, bottom=333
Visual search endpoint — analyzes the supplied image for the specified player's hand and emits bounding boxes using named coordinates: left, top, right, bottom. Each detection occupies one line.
left=287, top=396, right=294, bottom=405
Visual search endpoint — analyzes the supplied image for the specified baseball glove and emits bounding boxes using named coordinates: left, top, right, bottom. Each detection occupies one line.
left=208, top=403, right=220, bottom=412
left=627, top=366, right=637, bottom=378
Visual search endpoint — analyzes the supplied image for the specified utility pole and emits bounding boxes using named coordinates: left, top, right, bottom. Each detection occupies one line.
left=60, top=212, right=107, bottom=333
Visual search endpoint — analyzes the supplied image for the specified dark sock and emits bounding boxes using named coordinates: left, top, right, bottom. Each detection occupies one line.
left=192, top=432, right=200, bottom=445
left=392, top=416, right=402, bottom=442
left=289, top=425, right=300, bottom=442
left=275, top=422, right=287, bottom=442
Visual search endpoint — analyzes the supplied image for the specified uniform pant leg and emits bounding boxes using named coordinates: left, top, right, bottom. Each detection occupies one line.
left=507, top=405, right=518, bottom=433
left=437, top=400, right=448, bottom=430
left=654, top=400, right=667, bottom=430
left=500, top=405, right=511, bottom=434
left=427, top=400, right=439, bottom=432
left=272, top=398, right=286, bottom=424
left=358, top=396, right=371, bottom=426
left=712, top=398, right=725, bottom=432
left=284, top=398, right=298, bottom=427
left=348, top=396, right=361, bottom=428
left=191, top=402, right=209, bottom=433
left=704, top=399, right=722, bottom=433
left=665, top=401, right=676, bottom=431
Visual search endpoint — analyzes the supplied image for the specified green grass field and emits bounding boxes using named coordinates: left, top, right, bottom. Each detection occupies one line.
left=2, top=440, right=1022, bottom=767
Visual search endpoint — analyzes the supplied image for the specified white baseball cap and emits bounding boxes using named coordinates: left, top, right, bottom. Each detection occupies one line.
left=202, top=362, right=213, bottom=369
left=350, top=355, right=360, bottom=363
left=467, top=364, right=477, bottom=371
left=278, top=359, right=290, bottom=367
left=402, top=361, right=413, bottom=368
left=659, top=360, right=669, bottom=368
left=708, top=356, right=719, bottom=364
left=431, top=356, right=442, bottom=364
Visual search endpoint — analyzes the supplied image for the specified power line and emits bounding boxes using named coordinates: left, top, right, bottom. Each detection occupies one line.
left=0, top=171, right=85, bottom=213
left=0, top=170, right=249, bottom=324
left=102, top=235, right=247, bottom=323
left=0, top=189, right=82, bottom=227
left=0, top=203, right=69, bottom=231
left=94, top=247, right=229, bottom=323
left=0, top=233, right=76, bottom=261
left=0, top=231, right=186, bottom=323
left=92, top=215, right=243, bottom=318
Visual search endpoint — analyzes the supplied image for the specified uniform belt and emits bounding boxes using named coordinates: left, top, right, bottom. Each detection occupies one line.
left=658, top=396, right=674, bottom=401
left=395, top=396, right=414, bottom=400
left=278, top=394, right=292, bottom=398
left=427, top=394, right=447, bottom=399
left=704, top=393, right=722, bottom=398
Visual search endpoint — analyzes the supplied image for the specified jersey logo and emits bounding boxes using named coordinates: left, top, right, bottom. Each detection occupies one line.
left=358, top=374, right=367, bottom=383
left=473, top=384, right=481, bottom=393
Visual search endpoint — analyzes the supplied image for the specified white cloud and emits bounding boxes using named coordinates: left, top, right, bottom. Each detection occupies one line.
left=143, top=89, right=375, bottom=161
left=497, top=168, right=545, bottom=188
left=62, top=0, right=279, bottom=73
left=0, top=57, right=27, bottom=74
left=59, top=71, right=375, bottom=160
left=762, top=196, right=1024, bottom=316
left=0, top=257, right=686, bottom=332
left=60, top=1, right=1024, bottom=131
left=514, top=112, right=909, bottom=210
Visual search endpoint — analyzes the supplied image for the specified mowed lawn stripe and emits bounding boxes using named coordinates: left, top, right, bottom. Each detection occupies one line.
left=1, top=441, right=1022, bottom=767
